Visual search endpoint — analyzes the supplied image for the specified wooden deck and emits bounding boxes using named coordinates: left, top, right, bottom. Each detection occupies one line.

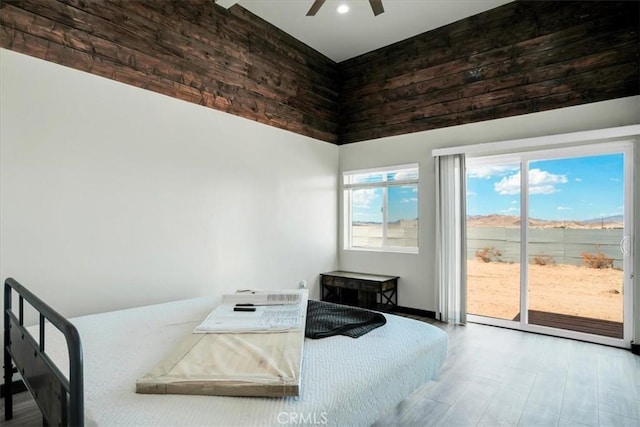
left=512, top=311, right=623, bottom=339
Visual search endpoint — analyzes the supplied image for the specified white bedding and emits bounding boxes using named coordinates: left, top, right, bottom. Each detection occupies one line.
left=42, top=297, right=448, bottom=426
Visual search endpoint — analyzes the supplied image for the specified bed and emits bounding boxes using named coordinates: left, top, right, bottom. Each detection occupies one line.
left=4, top=277, right=448, bottom=426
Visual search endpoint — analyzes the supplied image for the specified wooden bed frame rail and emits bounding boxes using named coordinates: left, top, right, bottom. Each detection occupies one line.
left=3, top=277, right=84, bottom=426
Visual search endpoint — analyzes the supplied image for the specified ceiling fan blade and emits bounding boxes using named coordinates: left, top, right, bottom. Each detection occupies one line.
left=369, top=0, right=384, bottom=16
left=306, top=0, right=326, bottom=16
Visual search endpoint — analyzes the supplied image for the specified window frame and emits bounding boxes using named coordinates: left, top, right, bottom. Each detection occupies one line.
left=343, top=163, right=419, bottom=253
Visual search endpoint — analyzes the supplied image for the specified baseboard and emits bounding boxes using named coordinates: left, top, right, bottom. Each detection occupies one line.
left=392, top=306, right=436, bottom=318
left=0, top=379, right=27, bottom=398
left=632, top=342, right=640, bottom=356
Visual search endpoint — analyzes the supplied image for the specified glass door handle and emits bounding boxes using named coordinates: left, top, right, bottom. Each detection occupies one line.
left=620, top=236, right=630, bottom=255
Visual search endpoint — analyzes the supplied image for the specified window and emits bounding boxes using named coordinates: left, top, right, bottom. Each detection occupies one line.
left=343, top=164, right=419, bottom=252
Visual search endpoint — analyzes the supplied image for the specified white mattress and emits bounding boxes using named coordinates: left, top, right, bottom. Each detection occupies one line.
left=42, top=297, right=448, bottom=426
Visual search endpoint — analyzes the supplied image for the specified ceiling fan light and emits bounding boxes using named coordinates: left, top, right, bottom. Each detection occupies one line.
left=337, top=4, right=349, bottom=14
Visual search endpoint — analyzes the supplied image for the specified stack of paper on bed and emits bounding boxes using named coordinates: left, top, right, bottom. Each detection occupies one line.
left=136, top=289, right=308, bottom=397
left=193, top=290, right=304, bottom=333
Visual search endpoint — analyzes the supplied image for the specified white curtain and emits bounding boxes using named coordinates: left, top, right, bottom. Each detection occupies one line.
left=435, top=154, right=467, bottom=325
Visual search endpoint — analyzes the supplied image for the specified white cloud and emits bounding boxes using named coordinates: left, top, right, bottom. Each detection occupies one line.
left=467, top=191, right=477, bottom=197
left=391, top=170, right=417, bottom=181
left=401, top=198, right=418, bottom=203
left=494, top=169, right=568, bottom=195
left=494, top=173, right=520, bottom=195
left=352, top=188, right=378, bottom=208
left=557, top=206, right=572, bottom=211
left=575, top=178, right=582, bottom=182
left=467, top=164, right=519, bottom=179
left=529, top=169, right=569, bottom=193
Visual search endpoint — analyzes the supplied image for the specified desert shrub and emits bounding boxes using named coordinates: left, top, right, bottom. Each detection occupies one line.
left=532, top=255, right=555, bottom=266
left=475, top=247, right=502, bottom=263
left=581, top=246, right=614, bottom=269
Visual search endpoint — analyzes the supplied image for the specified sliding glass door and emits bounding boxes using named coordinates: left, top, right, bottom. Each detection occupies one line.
left=466, top=156, right=522, bottom=324
left=526, top=153, right=627, bottom=339
left=466, top=143, right=633, bottom=347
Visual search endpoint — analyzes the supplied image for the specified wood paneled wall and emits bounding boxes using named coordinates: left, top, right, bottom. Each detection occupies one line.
left=0, top=0, right=340, bottom=143
left=338, top=1, right=639, bottom=144
left=1, top=1, right=638, bottom=145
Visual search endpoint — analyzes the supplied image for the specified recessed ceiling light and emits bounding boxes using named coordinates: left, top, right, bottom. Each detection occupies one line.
left=337, top=4, right=349, bottom=14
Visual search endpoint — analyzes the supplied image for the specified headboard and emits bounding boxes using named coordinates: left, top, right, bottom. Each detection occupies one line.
left=3, top=277, right=84, bottom=426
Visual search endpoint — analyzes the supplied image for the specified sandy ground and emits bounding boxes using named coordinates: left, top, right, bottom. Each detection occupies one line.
left=467, top=259, right=624, bottom=322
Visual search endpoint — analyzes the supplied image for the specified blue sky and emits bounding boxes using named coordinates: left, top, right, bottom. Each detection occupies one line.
left=466, top=153, right=624, bottom=221
left=352, top=186, right=418, bottom=223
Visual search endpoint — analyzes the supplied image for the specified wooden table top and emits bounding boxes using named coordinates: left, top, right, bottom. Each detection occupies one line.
left=321, top=271, right=399, bottom=282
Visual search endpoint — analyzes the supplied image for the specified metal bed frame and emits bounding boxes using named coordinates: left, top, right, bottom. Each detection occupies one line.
left=3, top=278, right=84, bottom=426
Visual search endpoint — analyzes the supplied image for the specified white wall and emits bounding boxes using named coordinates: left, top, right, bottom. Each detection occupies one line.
left=339, top=96, right=640, bottom=322
left=2, top=48, right=638, bottom=346
left=0, top=49, right=338, bottom=329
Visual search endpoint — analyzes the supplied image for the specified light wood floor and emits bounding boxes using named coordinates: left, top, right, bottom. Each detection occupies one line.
left=1, top=389, right=41, bottom=427
left=3, top=319, right=639, bottom=426
left=376, top=318, right=640, bottom=427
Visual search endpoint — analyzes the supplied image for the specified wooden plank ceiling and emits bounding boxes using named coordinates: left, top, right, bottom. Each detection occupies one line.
left=338, top=1, right=639, bottom=144
left=0, top=0, right=340, bottom=143
left=1, top=1, right=638, bottom=145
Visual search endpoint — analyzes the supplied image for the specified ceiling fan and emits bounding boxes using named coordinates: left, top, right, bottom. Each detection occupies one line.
left=306, top=0, right=385, bottom=17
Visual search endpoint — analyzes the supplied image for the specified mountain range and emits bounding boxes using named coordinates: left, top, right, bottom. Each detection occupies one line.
left=466, top=214, right=623, bottom=229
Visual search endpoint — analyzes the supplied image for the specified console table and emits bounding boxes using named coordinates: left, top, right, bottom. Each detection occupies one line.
left=320, top=271, right=398, bottom=311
